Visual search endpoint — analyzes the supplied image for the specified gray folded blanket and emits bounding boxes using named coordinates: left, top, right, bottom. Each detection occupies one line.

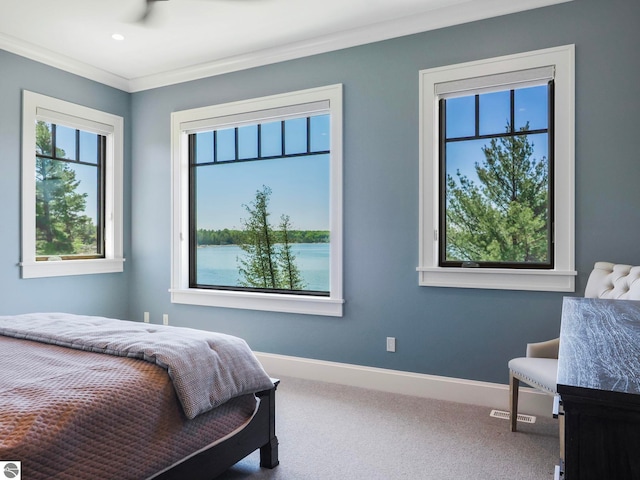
left=0, top=312, right=274, bottom=418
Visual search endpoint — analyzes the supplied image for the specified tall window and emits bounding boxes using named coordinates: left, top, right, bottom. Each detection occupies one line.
left=171, top=85, right=343, bottom=316
left=21, top=91, right=124, bottom=278
left=418, top=46, right=575, bottom=291
left=440, top=82, right=553, bottom=268
left=35, top=121, right=105, bottom=260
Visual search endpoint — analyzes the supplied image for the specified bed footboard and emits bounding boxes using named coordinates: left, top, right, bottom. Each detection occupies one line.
left=155, top=379, right=279, bottom=480
left=258, top=380, right=279, bottom=469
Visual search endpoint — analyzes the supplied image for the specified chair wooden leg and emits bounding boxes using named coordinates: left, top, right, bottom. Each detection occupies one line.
left=509, top=371, right=519, bottom=432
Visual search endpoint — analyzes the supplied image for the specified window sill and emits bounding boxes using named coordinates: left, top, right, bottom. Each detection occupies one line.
left=21, top=258, right=125, bottom=279
left=170, top=288, right=344, bottom=317
left=416, top=266, right=576, bottom=292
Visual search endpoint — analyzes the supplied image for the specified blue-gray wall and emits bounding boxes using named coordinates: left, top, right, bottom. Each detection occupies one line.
left=3, top=0, right=639, bottom=385
left=0, top=51, right=132, bottom=319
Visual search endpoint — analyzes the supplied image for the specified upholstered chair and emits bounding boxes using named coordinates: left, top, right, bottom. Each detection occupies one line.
left=508, top=261, right=640, bottom=432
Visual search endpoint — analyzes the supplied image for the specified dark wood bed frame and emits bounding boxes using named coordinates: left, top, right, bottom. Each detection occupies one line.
left=156, top=379, right=280, bottom=480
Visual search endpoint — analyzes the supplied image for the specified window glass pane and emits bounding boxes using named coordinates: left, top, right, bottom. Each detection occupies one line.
left=195, top=131, right=214, bottom=164
left=238, top=125, right=258, bottom=160
left=443, top=132, right=549, bottom=265
left=479, top=90, right=510, bottom=136
left=35, top=158, right=99, bottom=257
left=194, top=154, right=330, bottom=292
left=310, top=114, right=330, bottom=152
left=526, top=132, right=550, bottom=167
left=515, top=85, right=548, bottom=132
left=445, top=138, right=486, bottom=188
left=79, top=130, right=99, bottom=164
left=260, top=121, right=282, bottom=157
left=284, top=118, right=307, bottom=155
left=216, top=128, right=236, bottom=162
left=445, top=96, right=475, bottom=139
left=70, top=162, right=100, bottom=256
left=36, top=121, right=53, bottom=155
left=55, top=124, right=77, bottom=160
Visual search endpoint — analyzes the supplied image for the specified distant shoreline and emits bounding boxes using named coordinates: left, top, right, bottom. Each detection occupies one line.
left=197, top=228, right=329, bottom=246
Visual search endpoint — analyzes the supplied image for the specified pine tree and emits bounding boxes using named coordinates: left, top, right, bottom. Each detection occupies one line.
left=238, top=186, right=280, bottom=288
left=277, top=214, right=306, bottom=290
left=237, top=186, right=305, bottom=290
left=445, top=124, right=549, bottom=263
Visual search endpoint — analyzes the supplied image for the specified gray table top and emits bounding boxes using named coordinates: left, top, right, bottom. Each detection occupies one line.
left=558, top=296, right=640, bottom=397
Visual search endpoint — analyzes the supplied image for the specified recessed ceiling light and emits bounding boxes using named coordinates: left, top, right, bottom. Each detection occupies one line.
left=112, top=33, right=125, bottom=41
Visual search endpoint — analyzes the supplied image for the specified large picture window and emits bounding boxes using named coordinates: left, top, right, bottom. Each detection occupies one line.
left=418, top=46, right=575, bottom=291
left=190, top=114, right=330, bottom=295
left=171, top=85, right=343, bottom=316
left=21, top=91, right=124, bottom=278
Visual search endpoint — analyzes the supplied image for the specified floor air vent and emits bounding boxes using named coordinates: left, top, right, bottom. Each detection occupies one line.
left=490, top=409, right=536, bottom=424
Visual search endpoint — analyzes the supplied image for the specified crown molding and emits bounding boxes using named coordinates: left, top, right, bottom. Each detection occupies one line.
left=0, top=33, right=130, bottom=92
left=2, top=0, right=572, bottom=93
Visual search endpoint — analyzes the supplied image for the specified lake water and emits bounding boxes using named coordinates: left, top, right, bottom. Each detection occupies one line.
left=196, top=243, right=330, bottom=291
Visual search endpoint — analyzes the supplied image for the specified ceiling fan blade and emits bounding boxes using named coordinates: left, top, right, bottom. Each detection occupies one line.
left=132, top=0, right=266, bottom=25
left=137, top=0, right=169, bottom=24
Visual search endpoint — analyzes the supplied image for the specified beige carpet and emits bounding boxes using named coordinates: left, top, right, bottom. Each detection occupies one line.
left=217, top=376, right=559, bottom=479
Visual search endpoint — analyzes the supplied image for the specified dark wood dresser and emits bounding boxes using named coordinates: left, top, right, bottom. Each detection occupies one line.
left=557, top=297, right=640, bottom=479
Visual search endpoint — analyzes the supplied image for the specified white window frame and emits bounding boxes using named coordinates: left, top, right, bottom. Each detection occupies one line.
left=21, top=91, right=125, bottom=278
left=418, top=45, right=576, bottom=291
left=170, top=84, right=344, bottom=316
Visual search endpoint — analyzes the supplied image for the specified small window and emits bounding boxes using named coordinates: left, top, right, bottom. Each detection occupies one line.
left=35, top=121, right=106, bottom=260
left=171, top=85, right=343, bottom=316
left=21, top=91, right=124, bottom=278
left=418, top=46, right=576, bottom=291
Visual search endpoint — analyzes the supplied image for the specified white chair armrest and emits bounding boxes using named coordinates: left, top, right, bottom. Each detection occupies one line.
left=526, top=337, right=559, bottom=359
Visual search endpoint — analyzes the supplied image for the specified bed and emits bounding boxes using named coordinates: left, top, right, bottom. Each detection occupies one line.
left=0, top=313, right=279, bottom=480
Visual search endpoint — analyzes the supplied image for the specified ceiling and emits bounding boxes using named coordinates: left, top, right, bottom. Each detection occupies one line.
left=0, top=0, right=570, bottom=92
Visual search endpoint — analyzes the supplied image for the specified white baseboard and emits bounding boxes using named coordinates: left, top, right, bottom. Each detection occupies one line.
left=255, top=352, right=554, bottom=418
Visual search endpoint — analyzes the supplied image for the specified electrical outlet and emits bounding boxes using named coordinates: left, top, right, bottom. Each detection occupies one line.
left=386, top=337, right=396, bottom=352
left=143, top=312, right=150, bottom=323
left=162, top=314, right=169, bottom=326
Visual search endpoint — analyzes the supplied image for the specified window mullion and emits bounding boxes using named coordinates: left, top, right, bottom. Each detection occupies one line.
left=438, top=98, right=447, bottom=268
left=257, top=123, right=262, bottom=158
left=213, top=130, right=218, bottom=163
left=52, top=123, right=57, bottom=157
left=97, top=134, right=106, bottom=256
left=280, top=121, right=286, bottom=156
left=474, top=95, right=479, bottom=137
left=234, top=127, right=239, bottom=161
left=75, top=129, right=80, bottom=162
left=510, top=89, right=515, bottom=132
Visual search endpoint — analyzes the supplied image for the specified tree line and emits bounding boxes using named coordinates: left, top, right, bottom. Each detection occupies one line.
left=197, top=228, right=329, bottom=246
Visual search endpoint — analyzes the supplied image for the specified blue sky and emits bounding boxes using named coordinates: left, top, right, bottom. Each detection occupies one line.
left=46, top=124, right=100, bottom=224
left=194, top=114, right=331, bottom=231
left=196, top=154, right=330, bottom=231
left=58, top=115, right=331, bottom=232
left=445, top=85, right=549, bottom=184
